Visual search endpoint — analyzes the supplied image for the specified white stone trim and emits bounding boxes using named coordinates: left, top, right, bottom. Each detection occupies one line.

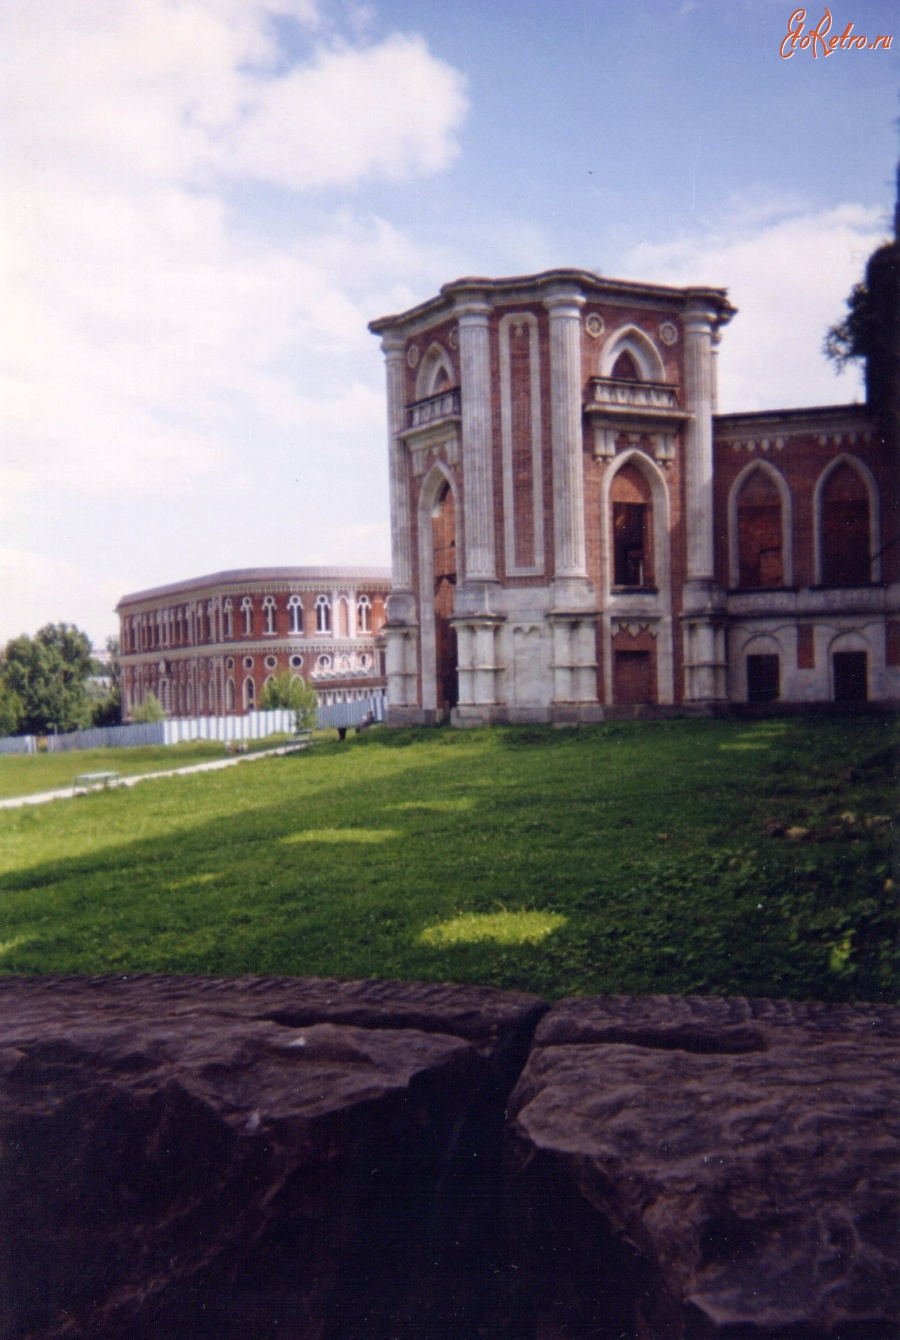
left=417, top=461, right=462, bottom=714
left=727, top=458, right=794, bottom=589
left=600, top=449, right=674, bottom=704
left=499, top=311, right=545, bottom=577
left=812, top=453, right=881, bottom=585
left=415, top=340, right=456, bottom=400
left=599, top=324, right=666, bottom=382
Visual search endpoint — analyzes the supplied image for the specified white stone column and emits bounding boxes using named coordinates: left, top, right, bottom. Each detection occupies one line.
left=348, top=589, right=358, bottom=640
left=544, top=285, right=588, bottom=592
left=681, top=297, right=727, bottom=703
left=381, top=334, right=413, bottom=590
left=682, top=300, right=717, bottom=585
left=456, top=294, right=497, bottom=585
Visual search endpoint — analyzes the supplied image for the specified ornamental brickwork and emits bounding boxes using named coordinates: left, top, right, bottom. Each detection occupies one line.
left=370, top=263, right=899, bottom=723
left=117, top=567, right=389, bottom=719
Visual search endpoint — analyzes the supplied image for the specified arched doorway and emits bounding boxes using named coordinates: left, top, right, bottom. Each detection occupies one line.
left=432, top=480, right=458, bottom=712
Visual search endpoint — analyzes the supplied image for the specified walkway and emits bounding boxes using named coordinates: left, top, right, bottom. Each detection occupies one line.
left=0, top=742, right=309, bottom=812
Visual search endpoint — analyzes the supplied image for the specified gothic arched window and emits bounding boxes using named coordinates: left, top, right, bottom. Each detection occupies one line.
left=821, top=464, right=871, bottom=586
left=737, top=468, right=783, bottom=588
left=610, top=464, right=653, bottom=588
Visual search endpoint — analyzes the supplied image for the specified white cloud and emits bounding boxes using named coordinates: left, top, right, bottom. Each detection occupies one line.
left=0, top=547, right=126, bottom=647
left=0, top=0, right=468, bottom=515
left=622, top=200, right=885, bottom=412
left=218, top=34, right=468, bottom=190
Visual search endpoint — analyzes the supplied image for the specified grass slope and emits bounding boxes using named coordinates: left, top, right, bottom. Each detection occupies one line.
left=0, top=718, right=895, bottom=1001
left=0, top=738, right=295, bottom=800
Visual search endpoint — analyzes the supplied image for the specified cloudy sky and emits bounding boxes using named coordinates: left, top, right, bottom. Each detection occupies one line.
left=1, top=0, right=897, bottom=647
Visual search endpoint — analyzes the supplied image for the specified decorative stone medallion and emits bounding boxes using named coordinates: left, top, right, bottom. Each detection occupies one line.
left=659, top=321, right=678, bottom=346
left=585, top=313, right=605, bottom=339
left=448, top=326, right=459, bottom=349
left=406, top=344, right=419, bottom=368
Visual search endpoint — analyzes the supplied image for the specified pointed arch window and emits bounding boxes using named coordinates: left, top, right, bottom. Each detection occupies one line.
left=225, top=678, right=235, bottom=712
left=611, top=350, right=641, bottom=381
left=241, top=596, right=253, bottom=636
left=315, top=594, right=331, bottom=634
left=357, top=594, right=372, bottom=633
left=243, top=676, right=255, bottom=711
left=821, top=464, right=871, bottom=586
left=737, top=467, right=783, bottom=588
left=288, top=595, right=303, bottom=634
left=223, top=599, right=234, bottom=639
left=263, top=595, right=276, bottom=635
left=610, top=464, right=653, bottom=588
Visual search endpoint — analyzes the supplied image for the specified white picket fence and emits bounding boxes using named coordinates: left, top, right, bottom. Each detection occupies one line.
left=0, top=692, right=385, bottom=755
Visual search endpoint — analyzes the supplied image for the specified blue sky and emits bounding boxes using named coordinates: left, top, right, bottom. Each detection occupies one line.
left=1, top=0, right=897, bottom=646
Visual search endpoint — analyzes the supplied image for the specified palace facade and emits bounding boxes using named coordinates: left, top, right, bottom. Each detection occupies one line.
left=117, top=567, right=390, bottom=719
left=369, top=245, right=898, bottom=723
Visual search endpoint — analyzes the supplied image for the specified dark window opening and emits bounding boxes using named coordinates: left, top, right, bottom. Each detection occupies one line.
left=833, top=651, right=868, bottom=703
left=821, top=466, right=871, bottom=586
left=736, top=470, right=783, bottom=588
left=613, top=503, right=648, bottom=587
left=746, top=654, right=780, bottom=704
left=611, top=350, right=641, bottom=381
left=432, top=482, right=458, bottom=711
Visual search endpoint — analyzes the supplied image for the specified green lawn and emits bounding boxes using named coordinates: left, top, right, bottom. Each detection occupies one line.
left=0, top=718, right=895, bottom=1001
left=0, top=737, right=296, bottom=800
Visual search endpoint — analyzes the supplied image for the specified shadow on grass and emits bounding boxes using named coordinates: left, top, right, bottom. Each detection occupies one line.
left=0, top=721, right=895, bottom=1001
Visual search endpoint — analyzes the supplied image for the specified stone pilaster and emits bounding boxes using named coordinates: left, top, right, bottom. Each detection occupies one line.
left=548, top=612, right=601, bottom=718
left=452, top=614, right=505, bottom=724
left=682, top=299, right=717, bottom=586
left=382, top=334, right=413, bottom=592
left=455, top=294, right=497, bottom=589
left=544, top=286, right=591, bottom=606
left=681, top=297, right=726, bottom=703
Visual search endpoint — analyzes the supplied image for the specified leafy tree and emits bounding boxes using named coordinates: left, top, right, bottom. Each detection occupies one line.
left=260, top=671, right=318, bottom=731
left=1, top=623, right=95, bottom=734
left=0, top=681, right=23, bottom=736
left=90, top=637, right=122, bottom=727
left=823, top=279, right=877, bottom=371
left=131, top=691, right=166, bottom=723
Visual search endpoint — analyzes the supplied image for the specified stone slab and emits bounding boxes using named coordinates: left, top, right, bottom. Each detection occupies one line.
left=507, top=994, right=899, bottom=1339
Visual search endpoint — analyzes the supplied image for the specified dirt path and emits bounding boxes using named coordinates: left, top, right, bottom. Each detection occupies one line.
left=0, top=742, right=308, bottom=811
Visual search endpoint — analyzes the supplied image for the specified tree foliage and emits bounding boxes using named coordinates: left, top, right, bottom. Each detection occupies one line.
left=260, top=671, right=318, bottom=731
left=0, top=681, right=23, bottom=737
left=130, top=691, right=166, bottom=724
left=90, top=637, right=122, bottom=727
left=0, top=623, right=95, bottom=734
left=823, top=279, right=878, bottom=371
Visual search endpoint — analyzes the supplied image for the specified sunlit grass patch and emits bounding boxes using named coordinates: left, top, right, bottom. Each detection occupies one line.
left=384, top=799, right=474, bottom=813
left=419, top=909, right=567, bottom=948
left=0, top=935, right=33, bottom=957
left=720, top=742, right=769, bottom=751
left=281, top=828, right=402, bottom=845
left=166, top=872, right=219, bottom=890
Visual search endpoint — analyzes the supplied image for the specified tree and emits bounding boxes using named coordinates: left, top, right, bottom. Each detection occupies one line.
left=90, top=637, right=122, bottom=727
left=0, top=623, right=95, bottom=734
left=130, top=691, right=166, bottom=723
left=0, top=681, right=23, bottom=737
left=260, top=671, right=318, bottom=731
left=823, top=279, right=878, bottom=372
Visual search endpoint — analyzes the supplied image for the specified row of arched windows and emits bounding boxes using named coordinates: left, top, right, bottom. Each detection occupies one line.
left=123, top=593, right=375, bottom=651
left=731, top=455, right=877, bottom=590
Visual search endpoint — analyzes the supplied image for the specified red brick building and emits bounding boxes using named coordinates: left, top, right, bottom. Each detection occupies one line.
left=117, top=567, right=389, bottom=719
left=370, top=246, right=898, bottom=722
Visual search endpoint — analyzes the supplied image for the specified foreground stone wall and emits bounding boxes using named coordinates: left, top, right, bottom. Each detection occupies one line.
left=0, top=976, right=896, bottom=1339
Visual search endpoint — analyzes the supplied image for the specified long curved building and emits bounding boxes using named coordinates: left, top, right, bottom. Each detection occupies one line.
left=117, top=567, right=390, bottom=719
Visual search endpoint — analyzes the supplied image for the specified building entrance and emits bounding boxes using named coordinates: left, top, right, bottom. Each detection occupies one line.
left=432, top=482, right=458, bottom=712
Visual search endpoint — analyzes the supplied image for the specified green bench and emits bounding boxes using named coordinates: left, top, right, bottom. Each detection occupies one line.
left=73, top=770, right=121, bottom=794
